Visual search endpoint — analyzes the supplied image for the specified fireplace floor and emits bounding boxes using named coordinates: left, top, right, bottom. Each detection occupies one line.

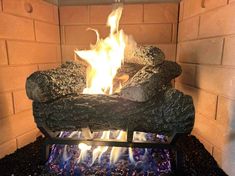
left=0, top=135, right=227, bottom=176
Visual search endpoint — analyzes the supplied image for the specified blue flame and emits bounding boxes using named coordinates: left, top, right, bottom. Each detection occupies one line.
left=47, top=131, right=172, bottom=175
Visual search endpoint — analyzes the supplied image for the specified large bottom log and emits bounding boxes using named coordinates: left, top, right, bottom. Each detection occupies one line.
left=33, top=88, right=195, bottom=135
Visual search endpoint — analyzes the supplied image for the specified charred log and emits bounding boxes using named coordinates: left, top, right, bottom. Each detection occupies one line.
left=120, top=61, right=182, bottom=102
left=26, top=61, right=87, bottom=103
left=125, top=46, right=165, bottom=66
left=33, top=88, right=195, bottom=135
left=26, top=62, right=143, bottom=103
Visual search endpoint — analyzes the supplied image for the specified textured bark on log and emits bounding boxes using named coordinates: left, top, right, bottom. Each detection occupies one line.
left=26, top=61, right=142, bottom=103
left=33, top=88, right=195, bottom=135
left=125, top=46, right=165, bottom=66
left=26, top=61, right=86, bottom=102
left=120, top=61, right=182, bottom=102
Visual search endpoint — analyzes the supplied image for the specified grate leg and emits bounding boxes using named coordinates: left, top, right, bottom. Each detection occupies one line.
left=42, top=138, right=51, bottom=163
left=175, top=149, right=183, bottom=175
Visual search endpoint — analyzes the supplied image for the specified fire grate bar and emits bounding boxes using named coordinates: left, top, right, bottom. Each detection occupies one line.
left=39, top=125, right=185, bottom=174
left=46, top=138, right=174, bottom=149
left=43, top=132, right=184, bottom=148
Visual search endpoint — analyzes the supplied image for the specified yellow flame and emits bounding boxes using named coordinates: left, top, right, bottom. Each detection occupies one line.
left=73, top=6, right=146, bottom=165
left=77, top=143, right=92, bottom=162
left=91, top=131, right=110, bottom=164
left=110, top=130, right=127, bottom=164
left=75, top=6, right=126, bottom=95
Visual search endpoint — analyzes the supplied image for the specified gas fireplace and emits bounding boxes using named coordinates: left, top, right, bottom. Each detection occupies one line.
left=0, top=0, right=234, bottom=175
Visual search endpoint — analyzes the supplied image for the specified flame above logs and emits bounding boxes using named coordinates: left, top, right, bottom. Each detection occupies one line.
left=26, top=45, right=170, bottom=103
left=26, top=47, right=195, bottom=135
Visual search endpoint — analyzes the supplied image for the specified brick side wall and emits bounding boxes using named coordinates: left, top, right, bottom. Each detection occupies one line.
left=0, top=0, right=61, bottom=158
left=59, top=3, right=178, bottom=63
left=177, top=0, right=235, bottom=174
left=1, top=1, right=234, bottom=174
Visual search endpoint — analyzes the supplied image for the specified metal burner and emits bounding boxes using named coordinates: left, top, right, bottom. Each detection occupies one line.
left=39, top=124, right=186, bottom=174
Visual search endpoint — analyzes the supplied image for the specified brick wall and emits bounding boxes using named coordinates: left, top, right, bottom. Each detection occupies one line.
left=0, top=0, right=61, bottom=158
left=59, top=3, right=178, bottom=63
left=177, top=0, right=235, bottom=174
left=1, top=0, right=234, bottom=174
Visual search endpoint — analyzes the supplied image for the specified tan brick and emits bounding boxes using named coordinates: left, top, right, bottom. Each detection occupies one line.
left=0, top=92, right=14, bottom=119
left=217, top=96, right=235, bottom=127
left=13, top=90, right=32, bottom=113
left=0, top=139, right=17, bottom=159
left=0, top=40, right=7, bottom=65
left=172, top=23, right=178, bottom=43
left=157, top=44, right=176, bottom=61
left=0, top=0, right=2, bottom=12
left=7, top=41, right=60, bottom=65
left=175, top=82, right=217, bottom=119
left=59, top=6, right=89, bottom=25
left=62, top=45, right=89, bottom=62
left=90, top=5, right=112, bottom=24
left=144, top=3, right=178, bottom=23
left=194, top=134, right=213, bottom=154
left=64, top=25, right=109, bottom=45
left=121, top=24, right=172, bottom=44
left=121, top=4, right=143, bottom=24
left=2, top=0, right=32, bottom=18
left=35, top=21, right=60, bottom=43
left=183, top=0, right=227, bottom=19
left=195, top=65, right=235, bottom=99
left=60, top=25, right=65, bottom=44
left=178, top=16, right=199, bottom=41
left=0, top=110, right=37, bottom=145
left=0, top=65, right=37, bottom=92
left=53, top=4, right=59, bottom=24
left=223, top=35, right=235, bottom=66
left=65, top=24, right=172, bottom=45
left=199, top=3, right=235, bottom=38
left=16, top=129, right=40, bottom=148
left=33, top=1, right=58, bottom=24
left=193, top=113, right=227, bottom=149
left=178, top=38, right=223, bottom=64
left=2, top=0, right=58, bottom=24
left=56, top=44, right=61, bottom=61
left=0, top=13, right=34, bottom=40
left=179, top=1, right=184, bottom=22
left=176, top=63, right=196, bottom=86
left=38, top=63, right=60, bottom=70
left=213, top=147, right=222, bottom=167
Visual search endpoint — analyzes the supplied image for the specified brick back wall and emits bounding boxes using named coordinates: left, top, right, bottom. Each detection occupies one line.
left=2, top=1, right=234, bottom=174
left=0, top=0, right=61, bottom=158
left=177, top=0, right=235, bottom=174
left=59, top=3, right=179, bottom=63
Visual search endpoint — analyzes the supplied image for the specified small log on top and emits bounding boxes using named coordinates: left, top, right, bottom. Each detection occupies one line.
left=33, top=88, right=195, bottom=135
left=120, top=61, right=182, bottom=102
left=125, top=45, right=165, bottom=66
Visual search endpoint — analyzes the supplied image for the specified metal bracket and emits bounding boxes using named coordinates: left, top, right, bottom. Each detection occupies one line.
left=39, top=123, right=186, bottom=173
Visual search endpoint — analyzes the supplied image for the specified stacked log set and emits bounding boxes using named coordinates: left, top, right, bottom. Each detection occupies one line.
left=26, top=46, right=195, bottom=135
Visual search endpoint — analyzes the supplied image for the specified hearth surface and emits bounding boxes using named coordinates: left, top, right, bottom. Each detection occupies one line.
left=0, top=135, right=227, bottom=176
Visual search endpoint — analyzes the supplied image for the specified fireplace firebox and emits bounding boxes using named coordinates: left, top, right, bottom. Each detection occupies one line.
left=0, top=0, right=233, bottom=175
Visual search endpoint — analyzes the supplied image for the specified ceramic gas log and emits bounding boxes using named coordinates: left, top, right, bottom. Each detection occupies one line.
left=26, top=45, right=195, bottom=136
left=33, top=88, right=195, bottom=134
left=26, top=60, right=181, bottom=103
